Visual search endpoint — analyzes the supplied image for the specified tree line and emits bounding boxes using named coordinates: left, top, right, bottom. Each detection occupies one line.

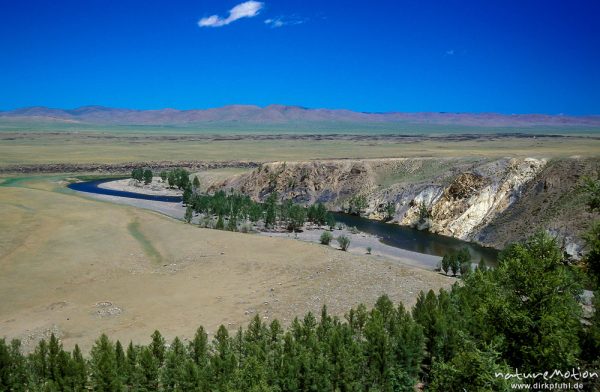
left=185, top=190, right=336, bottom=233
left=131, top=168, right=194, bottom=190
left=131, top=167, right=337, bottom=233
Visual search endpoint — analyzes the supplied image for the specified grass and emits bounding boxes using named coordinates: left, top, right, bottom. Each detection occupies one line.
left=0, top=175, right=451, bottom=351
left=373, top=158, right=483, bottom=187
left=2, top=118, right=600, bottom=135
left=1, top=133, right=599, bottom=167
left=127, top=219, right=163, bottom=264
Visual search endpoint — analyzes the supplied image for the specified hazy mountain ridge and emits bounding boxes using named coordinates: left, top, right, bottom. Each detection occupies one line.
left=2, top=105, right=600, bottom=127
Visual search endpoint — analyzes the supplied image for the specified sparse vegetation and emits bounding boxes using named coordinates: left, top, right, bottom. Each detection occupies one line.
left=418, top=201, right=430, bottom=223
left=384, top=202, right=396, bottom=221
left=319, top=231, right=333, bottom=245
left=337, top=235, right=351, bottom=251
left=0, top=231, right=593, bottom=391
left=347, top=194, right=368, bottom=215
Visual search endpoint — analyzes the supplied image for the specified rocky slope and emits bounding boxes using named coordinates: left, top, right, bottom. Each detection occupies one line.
left=213, top=157, right=599, bottom=256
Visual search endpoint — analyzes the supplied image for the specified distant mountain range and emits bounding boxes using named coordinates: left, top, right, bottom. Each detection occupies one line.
left=1, top=104, right=599, bottom=128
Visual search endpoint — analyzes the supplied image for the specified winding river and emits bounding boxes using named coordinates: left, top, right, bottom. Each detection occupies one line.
left=68, top=178, right=183, bottom=202
left=69, top=179, right=498, bottom=264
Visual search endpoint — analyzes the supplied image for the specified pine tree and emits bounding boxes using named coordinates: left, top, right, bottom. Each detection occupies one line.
left=363, top=309, right=392, bottom=388
left=211, top=325, right=236, bottom=388
left=137, top=346, right=159, bottom=391
left=30, top=339, right=49, bottom=385
left=149, top=330, right=166, bottom=365
left=183, top=184, right=193, bottom=205
left=114, top=340, right=127, bottom=385
left=125, top=342, right=138, bottom=388
left=189, top=326, right=209, bottom=368
left=71, top=344, right=87, bottom=391
left=441, top=255, right=450, bottom=275
left=161, top=337, right=186, bottom=391
left=47, top=333, right=61, bottom=384
left=0, top=338, right=25, bottom=391
left=89, top=334, right=121, bottom=391
left=428, top=342, right=511, bottom=392
left=450, top=254, right=460, bottom=276
left=458, top=231, right=583, bottom=372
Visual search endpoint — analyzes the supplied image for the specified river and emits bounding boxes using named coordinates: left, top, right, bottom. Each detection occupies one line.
left=69, top=178, right=498, bottom=264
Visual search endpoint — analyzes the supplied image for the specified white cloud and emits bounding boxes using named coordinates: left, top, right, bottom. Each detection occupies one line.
left=198, top=1, right=264, bottom=28
left=264, top=18, right=284, bottom=28
left=264, top=16, right=305, bottom=28
left=445, top=49, right=455, bottom=56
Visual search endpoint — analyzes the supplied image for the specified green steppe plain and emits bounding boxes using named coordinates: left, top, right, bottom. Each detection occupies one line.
left=1, top=120, right=599, bottom=165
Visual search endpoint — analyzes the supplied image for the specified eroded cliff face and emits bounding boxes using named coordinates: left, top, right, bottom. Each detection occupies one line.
left=214, top=160, right=379, bottom=204
left=214, top=157, right=598, bottom=255
left=394, top=158, right=546, bottom=240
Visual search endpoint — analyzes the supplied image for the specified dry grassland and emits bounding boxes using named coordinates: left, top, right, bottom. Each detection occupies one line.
left=0, top=177, right=452, bottom=351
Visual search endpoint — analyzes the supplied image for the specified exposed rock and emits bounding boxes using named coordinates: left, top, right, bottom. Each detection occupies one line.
left=214, top=157, right=599, bottom=256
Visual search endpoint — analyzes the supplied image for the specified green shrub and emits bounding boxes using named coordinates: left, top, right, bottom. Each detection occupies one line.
left=320, top=231, right=333, bottom=245
left=337, top=235, right=351, bottom=251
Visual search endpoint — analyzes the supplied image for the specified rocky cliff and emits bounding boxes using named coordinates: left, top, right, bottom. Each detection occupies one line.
left=213, top=157, right=599, bottom=256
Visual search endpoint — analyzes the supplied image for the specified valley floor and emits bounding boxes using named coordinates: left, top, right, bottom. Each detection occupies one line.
left=0, top=176, right=452, bottom=352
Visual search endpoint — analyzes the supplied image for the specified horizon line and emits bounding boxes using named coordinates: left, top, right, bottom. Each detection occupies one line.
left=2, top=104, right=599, bottom=117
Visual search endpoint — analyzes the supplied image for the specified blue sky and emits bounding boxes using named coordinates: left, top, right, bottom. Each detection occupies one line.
left=1, top=0, right=599, bottom=114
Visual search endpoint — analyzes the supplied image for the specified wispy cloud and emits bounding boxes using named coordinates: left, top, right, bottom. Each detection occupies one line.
left=445, top=49, right=455, bottom=56
left=198, top=1, right=264, bottom=28
left=264, top=16, right=306, bottom=28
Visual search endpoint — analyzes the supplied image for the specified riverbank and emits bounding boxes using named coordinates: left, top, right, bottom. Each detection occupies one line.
left=262, top=228, right=442, bottom=270
left=98, top=177, right=182, bottom=196
left=70, top=179, right=445, bottom=271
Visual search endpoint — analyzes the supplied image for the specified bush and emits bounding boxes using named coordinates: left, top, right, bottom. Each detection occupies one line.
left=337, top=235, right=351, bottom=251
left=367, top=246, right=372, bottom=254
left=131, top=167, right=144, bottom=182
left=143, top=169, right=153, bottom=185
left=239, top=223, right=254, bottom=233
left=320, top=231, right=333, bottom=245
